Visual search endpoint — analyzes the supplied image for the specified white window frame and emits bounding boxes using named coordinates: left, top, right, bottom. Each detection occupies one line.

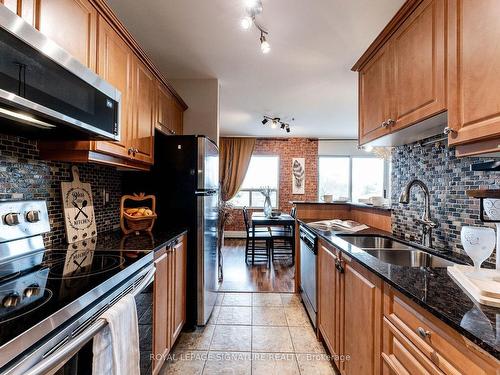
left=230, top=155, right=280, bottom=209
left=318, top=155, right=389, bottom=202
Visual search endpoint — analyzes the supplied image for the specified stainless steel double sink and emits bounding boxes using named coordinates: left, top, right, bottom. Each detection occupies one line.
left=338, top=235, right=456, bottom=268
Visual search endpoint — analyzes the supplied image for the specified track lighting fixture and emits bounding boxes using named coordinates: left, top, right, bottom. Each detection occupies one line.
left=262, top=115, right=293, bottom=133
left=240, top=0, right=270, bottom=54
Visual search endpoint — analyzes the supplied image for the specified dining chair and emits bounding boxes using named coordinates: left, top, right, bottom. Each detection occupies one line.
left=242, top=207, right=272, bottom=266
left=269, top=207, right=295, bottom=265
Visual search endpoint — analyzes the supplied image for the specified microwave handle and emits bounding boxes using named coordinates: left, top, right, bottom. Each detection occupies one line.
left=24, top=266, right=155, bottom=375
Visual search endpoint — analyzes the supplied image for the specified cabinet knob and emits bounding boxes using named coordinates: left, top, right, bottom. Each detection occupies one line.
left=128, top=147, right=133, bottom=155
left=386, top=118, right=395, bottom=126
left=443, top=127, right=456, bottom=135
left=381, top=121, right=389, bottom=128
left=416, top=326, right=431, bottom=339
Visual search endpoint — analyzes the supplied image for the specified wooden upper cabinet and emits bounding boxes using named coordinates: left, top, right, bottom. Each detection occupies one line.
left=342, top=256, right=383, bottom=375
left=37, top=0, right=97, bottom=70
left=94, top=16, right=133, bottom=160
left=157, top=83, right=184, bottom=136
left=355, top=0, right=446, bottom=146
left=359, top=46, right=392, bottom=145
left=131, top=58, right=155, bottom=164
left=447, top=0, right=500, bottom=146
left=1, top=0, right=37, bottom=26
left=391, top=0, right=446, bottom=132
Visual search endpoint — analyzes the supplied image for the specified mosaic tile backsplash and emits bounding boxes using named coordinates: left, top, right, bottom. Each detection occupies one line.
left=0, top=133, right=123, bottom=245
left=391, top=135, right=500, bottom=257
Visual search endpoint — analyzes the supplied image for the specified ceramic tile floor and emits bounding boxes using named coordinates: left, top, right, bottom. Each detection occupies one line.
left=160, top=292, right=337, bottom=375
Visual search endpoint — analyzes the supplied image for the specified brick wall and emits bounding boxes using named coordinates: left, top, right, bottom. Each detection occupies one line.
left=391, top=135, right=500, bottom=255
left=225, top=138, right=318, bottom=232
left=0, top=133, right=123, bottom=245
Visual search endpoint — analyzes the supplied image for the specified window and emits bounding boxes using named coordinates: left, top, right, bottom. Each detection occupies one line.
left=318, top=156, right=386, bottom=202
left=229, top=156, right=280, bottom=208
left=351, top=157, right=385, bottom=202
left=318, top=157, right=350, bottom=198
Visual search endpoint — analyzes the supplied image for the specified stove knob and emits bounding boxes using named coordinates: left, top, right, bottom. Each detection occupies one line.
left=23, top=284, right=41, bottom=298
left=26, top=210, right=40, bottom=223
left=4, top=213, right=20, bottom=226
left=2, top=293, right=21, bottom=308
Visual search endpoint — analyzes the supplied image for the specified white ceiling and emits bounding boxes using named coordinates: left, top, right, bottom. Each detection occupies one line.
left=106, top=0, right=404, bottom=138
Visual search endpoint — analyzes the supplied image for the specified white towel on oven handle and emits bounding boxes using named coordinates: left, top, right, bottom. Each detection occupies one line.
left=92, top=294, right=140, bottom=375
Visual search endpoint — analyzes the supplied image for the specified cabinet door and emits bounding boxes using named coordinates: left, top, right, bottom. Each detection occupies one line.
left=131, top=59, right=155, bottom=164
left=1, top=0, right=36, bottom=25
left=172, top=238, right=186, bottom=341
left=171, top=100, right=184, bottom=136
left=153, top=251, right=171, bottom=374
left=318, top=242, right=340, bottom=365
left=447, top=0, right=500, bottom=146
left=95, top=17, right=133, bottom=159
left=156, top=83, right=175, bottom=135
left=391, top=0, right=446, bottom=132
left=343, top=256, right=383, bottom=375
left=359, top=46, right=392, bottom=145
left=37, top=0, right=97, bottom=70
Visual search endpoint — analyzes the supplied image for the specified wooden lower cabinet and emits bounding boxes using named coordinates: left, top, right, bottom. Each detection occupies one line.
left=317, top=240, right=383, bottom=375
left=342, top=254, right=383, bottom=375
left=318, top=240, right=343, bottom=369
left=316, top=241, right=499, bottom=375
left=152, top=235, right=186, bottom=374
left=171, top=236, right=186, bottom=341
left=383, top=285, right=498, bottom=375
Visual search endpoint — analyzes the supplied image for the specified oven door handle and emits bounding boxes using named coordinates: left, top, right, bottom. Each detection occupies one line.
left=23, top=266, right=156, bottom=375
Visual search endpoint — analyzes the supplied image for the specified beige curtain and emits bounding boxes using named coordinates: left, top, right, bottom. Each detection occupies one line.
left=219, top=137, right=256, bottom=201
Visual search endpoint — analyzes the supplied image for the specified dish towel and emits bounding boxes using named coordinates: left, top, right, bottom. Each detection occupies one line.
left=92, top=294, right=140, bottom=375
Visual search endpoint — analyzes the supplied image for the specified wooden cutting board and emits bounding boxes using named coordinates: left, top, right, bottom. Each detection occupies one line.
left=447, top=264, right=500, bottom=307
left=61, top=166, right=97, bottom=243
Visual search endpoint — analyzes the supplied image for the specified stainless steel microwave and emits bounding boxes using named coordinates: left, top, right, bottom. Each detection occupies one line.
left=0, top=6, right=120, bottom=141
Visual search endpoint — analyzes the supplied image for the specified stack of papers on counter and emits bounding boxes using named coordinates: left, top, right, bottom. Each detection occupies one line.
left=307, top=219, right=369, bottom=232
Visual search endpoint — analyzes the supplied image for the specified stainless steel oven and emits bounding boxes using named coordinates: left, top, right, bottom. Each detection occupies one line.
left=299, top=225, right=317, bottom=328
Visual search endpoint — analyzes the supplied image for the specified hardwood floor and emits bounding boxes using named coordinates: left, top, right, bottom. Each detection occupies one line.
left=220, top=239, right=295, bottom=292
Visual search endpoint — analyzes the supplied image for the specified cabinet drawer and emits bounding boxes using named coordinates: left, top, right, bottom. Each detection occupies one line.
left=384, top=286, right=497, bottom=375
left=383, top=317, right=444, bottom=375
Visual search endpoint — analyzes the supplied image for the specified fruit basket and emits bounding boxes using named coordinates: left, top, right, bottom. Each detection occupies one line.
left=120, top=193, right=157, bottom=234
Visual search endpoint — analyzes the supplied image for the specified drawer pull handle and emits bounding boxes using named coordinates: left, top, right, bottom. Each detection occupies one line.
left=416, top=327, right=431, bottom=339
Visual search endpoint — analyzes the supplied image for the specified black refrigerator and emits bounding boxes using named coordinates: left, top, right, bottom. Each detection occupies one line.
left=126, top=133, right=219, bottom=327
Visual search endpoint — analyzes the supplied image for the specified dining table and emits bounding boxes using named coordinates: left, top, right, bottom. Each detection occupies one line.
left=251, top=212, right=296, bottom=262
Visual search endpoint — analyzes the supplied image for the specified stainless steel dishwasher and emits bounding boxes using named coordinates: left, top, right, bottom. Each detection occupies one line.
left=299, top=225, right=318, bottom=328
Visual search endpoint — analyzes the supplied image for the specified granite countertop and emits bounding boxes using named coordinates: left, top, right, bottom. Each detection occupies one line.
left=48, top=227, right=188, bottom=253
left=290, top=200, right=392, bottom=212
left=298, top=218, right=500, bottom=360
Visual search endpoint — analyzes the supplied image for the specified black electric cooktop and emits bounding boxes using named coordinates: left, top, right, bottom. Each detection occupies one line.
left=0, top=245, right=153, bottom=349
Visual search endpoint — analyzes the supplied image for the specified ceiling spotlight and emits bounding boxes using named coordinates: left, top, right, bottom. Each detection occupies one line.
left=280, top=123, right=285, bottom=129
left=240, top=16, right=253, bottom=30
left=286, top=125, right=290, bottom=133
left=271, top=120, right=278, bottom=129
left=260, top=32, right=270, bottom=54
left=262, top=118, right=268, bottom=125
left=244, top=0, right=262, bottom=13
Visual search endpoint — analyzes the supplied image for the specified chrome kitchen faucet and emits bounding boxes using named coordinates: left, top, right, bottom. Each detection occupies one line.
left=399, top=179, right=437, bottom=248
